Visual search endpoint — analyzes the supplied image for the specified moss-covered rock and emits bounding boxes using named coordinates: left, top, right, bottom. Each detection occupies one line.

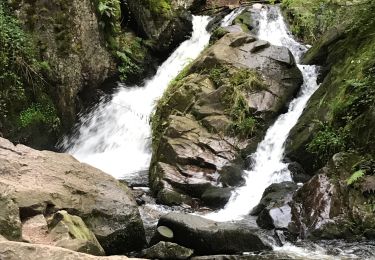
left=127, top=0, right=193, bottom=54
left=150, top=32, right=303, bottom=207
left=49, top=211, right=105, bottom=256
left=285, top=0, right=375, bottom=174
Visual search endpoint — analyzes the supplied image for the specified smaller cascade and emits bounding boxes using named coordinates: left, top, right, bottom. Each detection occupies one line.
left=206, top=6, right=319, bottom=221
left=60, top=16, right=211, bottom=180
left=221, top=7, right=245, bottom=27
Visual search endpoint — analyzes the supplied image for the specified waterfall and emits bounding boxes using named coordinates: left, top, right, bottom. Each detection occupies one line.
left=206, top=6, right=320, bottom=221
left=221, top=7, right=245, bottom=27
left=60, top=16, right=211, bottom=180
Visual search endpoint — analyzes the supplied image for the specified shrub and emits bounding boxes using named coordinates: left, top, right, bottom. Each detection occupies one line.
left=307, top=121, right=347, bottom=162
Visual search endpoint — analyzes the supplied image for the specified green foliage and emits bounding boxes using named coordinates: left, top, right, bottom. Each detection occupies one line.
left=19, top=103, right=60, bottom=131
left=97, top=0, right=121, bottom=36
left=307, top=121, right=347, bottom=162
left=116, top=51, right=141, bottom=82
left=229, top=69, right=267, bottom=92
left=281, top=0, right=369, bottom=43
left=346, top=170, right=365, bottom=186
left=207, top=65, right=229, bottom=87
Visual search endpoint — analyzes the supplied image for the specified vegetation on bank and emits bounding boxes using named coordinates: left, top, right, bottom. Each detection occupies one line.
left=284, top=0, right=375, bottom=212
left=0, top=2, right=60, bottom=144
left=281, top=0, right=372, bottom=43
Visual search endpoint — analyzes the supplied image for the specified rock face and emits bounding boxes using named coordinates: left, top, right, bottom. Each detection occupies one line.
left=0, top=137, right=146, bottom=254
left=12, top=0, right=115, bottom=129
left=0, top=241, right=144, bottom=260
left=288, top=153, right=375, bottom=240
left=251, top=182, right=298, bottom=230
left=0, top=189, right=21, bottom=241
left=150, top=32, right=303, bottom=206
left=155, top=212, right=271, bottom=254
left=142, top=241, right=194, bottom=260
left=127, top=0, right=193, bottom=54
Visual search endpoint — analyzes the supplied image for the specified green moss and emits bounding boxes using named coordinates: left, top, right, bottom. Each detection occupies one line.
left=141, top=0, right=172, bottom=17
left=233, top=11, right=253, bottom=33
left=210, top=27, right=229, bottom=45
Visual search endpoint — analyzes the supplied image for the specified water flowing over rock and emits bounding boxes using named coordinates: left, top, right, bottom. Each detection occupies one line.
left=150, top=31, right=303, bottom=207
left=0, top=137, right=146, bottom=254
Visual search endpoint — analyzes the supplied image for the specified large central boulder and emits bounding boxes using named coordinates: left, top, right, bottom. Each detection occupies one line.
left=0, top=137, right=146, bottom=255
left=150, top=32, right=303, bottom=207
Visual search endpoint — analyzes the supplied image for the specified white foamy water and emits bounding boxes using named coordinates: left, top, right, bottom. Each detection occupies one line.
left=206, top=6, right=319, bottom=221
left=221, top=6, right=245, bottom=27
left=60, top=16, right=211, bottom=179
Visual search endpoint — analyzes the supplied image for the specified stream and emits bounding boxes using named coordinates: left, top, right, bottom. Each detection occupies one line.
left=60, top=5, right=375, bottom=260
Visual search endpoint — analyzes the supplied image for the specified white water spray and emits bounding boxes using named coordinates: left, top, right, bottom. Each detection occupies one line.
left=221, top=7, right=245, bottom=27
left=207, top=6, right=319, bottom=221
left=60, top=16, right=211, bottom=180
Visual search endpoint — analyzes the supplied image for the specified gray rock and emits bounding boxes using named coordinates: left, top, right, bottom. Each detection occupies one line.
left=0, top=186, right=21, bottom=241
left=142, top=241, right=193, bottom=259
left=157, top=212, right=271, bottom=254
left=251, top=182, right=298, bottom=230
left=201, top=186, right=233, bottom=208
left=0, top=241, right=144, bottom=260
left=0, top=137, right=146, bottom=254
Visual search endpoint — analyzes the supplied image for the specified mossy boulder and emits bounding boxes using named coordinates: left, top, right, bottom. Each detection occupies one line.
left=49, top=210, right=105, bottom=256
left=150, top=32, right=303, bottom=207
left=127, top=0, right=193, bottom=54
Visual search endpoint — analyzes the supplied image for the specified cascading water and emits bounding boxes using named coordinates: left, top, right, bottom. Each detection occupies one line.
left=220, top=7, right=245, bottom=27
left=60, top=16, right=211, bottom=180
left=207, top=6, right=319, bottom=221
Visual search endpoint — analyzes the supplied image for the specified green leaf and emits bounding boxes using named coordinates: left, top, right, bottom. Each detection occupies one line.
left=346, top=170, right=365, bottom=186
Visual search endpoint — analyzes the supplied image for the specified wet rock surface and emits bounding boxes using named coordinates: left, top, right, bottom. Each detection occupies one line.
left=252, top=182, right=298, bottom=230
left=142, top=241, right=194, bottom=259
left=0, top=137, right=146, bottom=255
left=289, top=153, right=375, bottom=240
left=150, top=31, right=303, bottom=206
left=155, top=212, right=272, bottom=254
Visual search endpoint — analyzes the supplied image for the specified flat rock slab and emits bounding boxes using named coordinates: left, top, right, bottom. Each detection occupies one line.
left=157, top=212, right=271, bottom=255
left=0, top=241, right=145, bottom=260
